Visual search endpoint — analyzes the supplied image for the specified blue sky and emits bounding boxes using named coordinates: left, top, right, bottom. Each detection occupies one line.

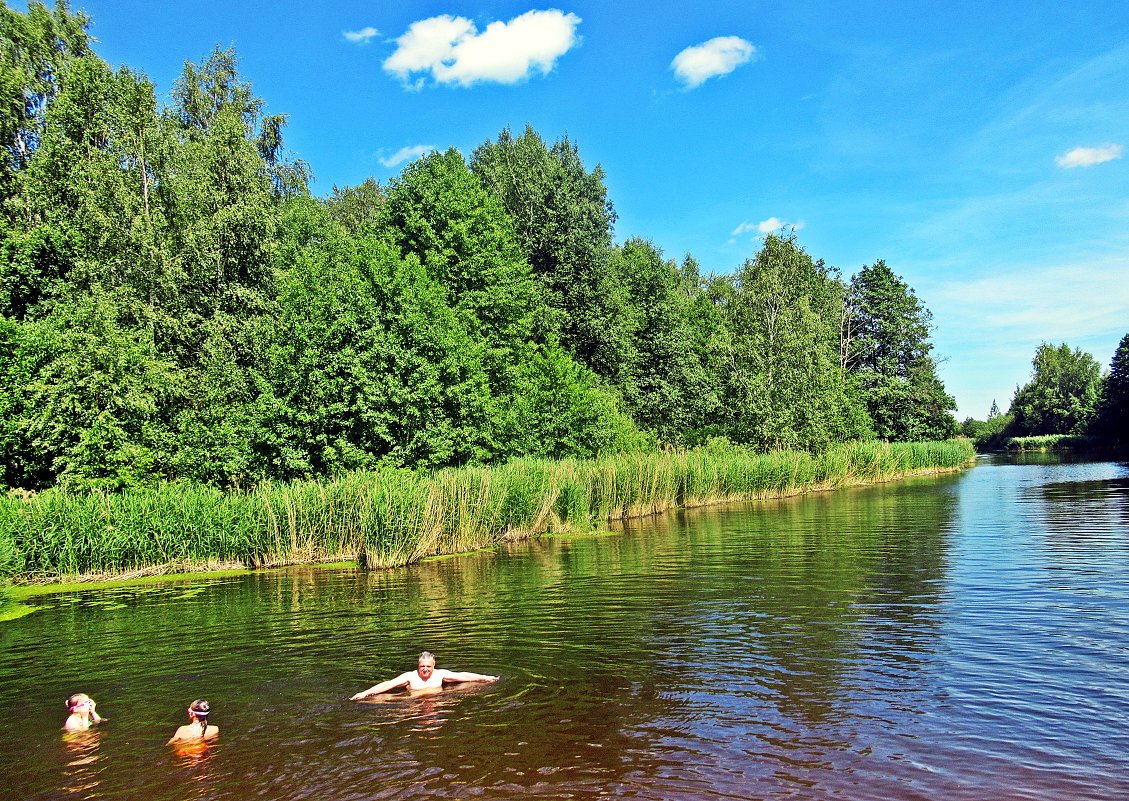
left=56, top=0, right=1129, bottom=418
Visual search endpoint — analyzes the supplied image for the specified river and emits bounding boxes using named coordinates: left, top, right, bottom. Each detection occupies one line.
left=1, top=453, right=1127, bottom=800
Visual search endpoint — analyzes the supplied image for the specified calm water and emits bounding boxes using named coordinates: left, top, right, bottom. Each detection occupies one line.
left=2, top=454, right=1129, bottom=800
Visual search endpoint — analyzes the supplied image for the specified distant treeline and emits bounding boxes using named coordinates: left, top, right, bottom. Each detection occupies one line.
left=1, top=3, right=958, bottom=494
left=960, top=336, right=1129, bottom=450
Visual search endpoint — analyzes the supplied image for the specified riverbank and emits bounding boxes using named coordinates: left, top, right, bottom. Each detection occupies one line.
left=0, top=439, right=974, bottom=590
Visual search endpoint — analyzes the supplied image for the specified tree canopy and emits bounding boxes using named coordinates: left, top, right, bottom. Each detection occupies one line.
left=1095, top=333, right=1129, bottom=443
left=846, top=260, right=956, bottom=441
left=0, top=2, right=964, bottom=492
left=1008, top=342, right=1103, bottom=436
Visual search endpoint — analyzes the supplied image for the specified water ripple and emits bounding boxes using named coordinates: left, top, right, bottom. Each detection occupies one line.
left=3, top=456, right=1129, bottom=800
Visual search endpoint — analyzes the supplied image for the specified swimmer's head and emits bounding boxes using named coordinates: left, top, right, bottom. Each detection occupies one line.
left=66, top=693, right=93, bottom=713
left=417, top=652, right=436, bottom=679
left=188, top=699, right=210, bottom=732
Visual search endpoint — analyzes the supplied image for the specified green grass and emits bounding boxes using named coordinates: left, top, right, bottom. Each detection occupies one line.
left=1003, top=434, right=1099, bottom=451
left=0, top=439, right=974, bottom=582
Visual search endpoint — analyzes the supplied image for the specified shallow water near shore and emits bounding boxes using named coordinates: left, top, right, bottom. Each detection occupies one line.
left=2, top=453, right=1128, bottom=800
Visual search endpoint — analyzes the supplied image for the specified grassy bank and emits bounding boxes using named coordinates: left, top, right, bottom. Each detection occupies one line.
left=999, top=434, right=1101, bottom=451
left=0, top=439, right=974, bottom=586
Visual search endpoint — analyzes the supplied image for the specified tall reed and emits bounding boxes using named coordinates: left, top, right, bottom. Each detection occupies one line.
left=0, top=439, right=974, bottom=581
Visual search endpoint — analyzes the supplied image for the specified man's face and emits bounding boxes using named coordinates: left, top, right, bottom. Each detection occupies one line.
left=417, top=658, right=435, bottom=680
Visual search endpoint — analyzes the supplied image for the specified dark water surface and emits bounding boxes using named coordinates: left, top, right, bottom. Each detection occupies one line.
left=3, top=454, right=1129, bottom=800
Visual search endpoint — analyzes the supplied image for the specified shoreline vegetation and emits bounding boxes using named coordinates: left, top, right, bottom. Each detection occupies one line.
left=1, top=439, right=973, bottom=594
left=1, top=7, right=972, bottom=616
left=998, top=438, right=1101, bottom=449
left=972, top=432, right=1127, bottom=456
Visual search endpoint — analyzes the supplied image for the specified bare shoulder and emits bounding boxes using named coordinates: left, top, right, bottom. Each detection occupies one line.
left=168, top=724, right=219, bottom=744
left=393, top=670, right=419, bottom=688
left=167, top=724, right=193, bottom=743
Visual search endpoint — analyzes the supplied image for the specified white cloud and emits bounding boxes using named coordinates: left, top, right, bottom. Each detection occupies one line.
left=344, top=26, right=379, bottom=44
left=383, top=10, right=581, bottom=88
left=732, top=217, right=804, bottom=237
left=672, top=36, right=756, bottom=89
left=380, top=144, right=436, bottom=168
left=1056, top=144, right=1123, bottom=168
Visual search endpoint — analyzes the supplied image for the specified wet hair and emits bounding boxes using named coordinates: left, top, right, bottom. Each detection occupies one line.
left=418, top=651, right=435, bottom=664
left=188, top=699, right=210, bottom=736
left=66, top=693, right=91, bottom=713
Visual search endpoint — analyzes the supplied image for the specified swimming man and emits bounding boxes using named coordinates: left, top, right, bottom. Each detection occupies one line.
left=350, top=651, right=498, bottom=699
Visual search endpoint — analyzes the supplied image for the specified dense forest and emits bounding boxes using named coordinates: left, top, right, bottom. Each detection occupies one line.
left=0, top=2, right=961, bottom=495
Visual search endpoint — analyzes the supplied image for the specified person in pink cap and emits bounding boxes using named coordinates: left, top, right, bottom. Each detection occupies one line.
left=63, top=693, right=105, bottom=732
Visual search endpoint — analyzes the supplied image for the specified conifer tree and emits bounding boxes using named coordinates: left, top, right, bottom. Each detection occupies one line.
left=1093, top=333, right=1129, bottom=442
left=847, top=260, right=956, bottom=440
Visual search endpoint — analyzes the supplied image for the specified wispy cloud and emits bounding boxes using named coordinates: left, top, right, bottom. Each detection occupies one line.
left=924, top=254, right=1129, bottom=416
left=380, top=144, right=436, bottom=168
left=672, top=36, right=756, bottom=89
left=930, top=259, right=1129, bottom=342
left=343, top=26, right=379, bottom=44
left=1056, top=144, right=1123, bottom=168
left=384, top=10, right=581, bottom=88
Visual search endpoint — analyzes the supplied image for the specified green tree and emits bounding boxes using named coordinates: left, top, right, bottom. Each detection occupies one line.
left=325, top=178, right=385, bottom=236
left=160, top=47, right=309, bottom=370
left=718, top=234, right=871, bottom=450
left=170, top=45, right=307, bottom=198
left=253, top=214, right=498, bottom=475
left=384, top=148, right=543, bottom=342
left=1008, top=342, right=1102, bottom=435
left=0, top=313, right=46, bottom=487
left=0, top=222, right=77, bottom=319
left=0, top=0, right=92, bottom=203
left=846, top=260, right=956, bottom=440
left=610, top=238, right=717, bottom=441
left=10, top=55, right=173, bottom=321
left=471, top=126, right=631, bottom=379
left=12, top=292, right=180, bottom=491
left=1092, top=333, right=1129, bottom=443
left=0, top=14, right=188, bottom=489
left=382, top=147, right=550, bottom=411
left=495, top=342, right=649, bottom=460
left=169, top=315, right=261, bottom=487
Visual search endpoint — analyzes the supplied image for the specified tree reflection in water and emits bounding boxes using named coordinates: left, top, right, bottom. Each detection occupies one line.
left=8, top=462, right=1129, bottom=800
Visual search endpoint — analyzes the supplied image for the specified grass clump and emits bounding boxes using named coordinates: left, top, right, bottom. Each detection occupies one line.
left=1003, top=434, right=1099, bottom=451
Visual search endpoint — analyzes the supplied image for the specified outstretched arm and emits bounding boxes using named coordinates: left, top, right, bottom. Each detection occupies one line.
left=437, top=669, right=499, bottom=684
left=351, top=672, right=413, bottom=699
